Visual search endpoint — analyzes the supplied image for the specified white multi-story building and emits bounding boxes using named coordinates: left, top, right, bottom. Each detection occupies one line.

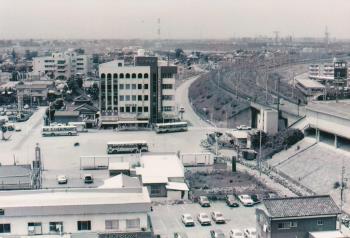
left=32, top=49, right=91, bottom=80
left=99, top=60, right=151, bottom=120
left=99, top=56, right=177, bottom=127
left=0, top=174, right=152, bottom=237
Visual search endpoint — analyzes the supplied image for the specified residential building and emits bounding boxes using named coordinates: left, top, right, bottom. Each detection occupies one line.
left=256, top=195, right=341, bottom=238
left=32, top=49, right=91, bottom=80
left=135, top=153, right=188, bottom=200
left=53, top=111, right=81, bottom=124
left=99, top=55, right=177, bottom=127
left=0, top=174, right=152, bottom=237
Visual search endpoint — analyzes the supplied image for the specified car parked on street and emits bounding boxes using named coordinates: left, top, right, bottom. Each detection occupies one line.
left=83, top=174, right=94, bottom=184
left=57, top=175, right=68, bottom=184
left=229, top=229, right=244, bottom=238
left=238, top=194, right=254, bottom=206
left=210, top=229, right=225, bottom=238
left=226, top=195, right=239, bottom=207
left=244, top=228, right=256, bottom=238
left=211, top=211, right=225, bottom=224
left=181, top=214, right=195, bottom=227
left=197, top=213, right=211, bottom=226
left=198, top=196, right=210, bottom=207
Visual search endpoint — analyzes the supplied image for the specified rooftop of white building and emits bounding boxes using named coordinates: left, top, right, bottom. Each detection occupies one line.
left=135, top=153, right=185, bottom=184
left=296, top=78, right=325, bottom=89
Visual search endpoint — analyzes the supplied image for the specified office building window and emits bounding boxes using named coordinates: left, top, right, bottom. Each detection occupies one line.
left=105, top=220, right=119, bottom=230
left=144, top=107, right=149, bottom=112
left=126, top=84, right=130, bottom=90
left=138, top=73, right=143, bottom=79
left=138, top=107, right=142, bottom=112
left=0, top=224, right=10, bottom=233
left=119, top=84, right=124, bottom=90
left=113, top=73, right=118, bottom=79
left=126, top=106, right=130, bottom=113
left=126, top=73, right=130, bottom=78
left=119, top=73, right=124, bottom=78
left=144, top=84, right=149, bottom=89
left=144, top=73, right=149, bottom=79
left=132, top=84, right=136, bottom=89
left=144, top=95, right=149, bottom=101
left=162, top=106, right=173, bottom=112
left=162, top=95, right=173, bottom=100
left=28, top=222, right=42, bottom=235
left=0, top=209, right=4, bottom=215
left=126, top=218, right=140, bottom=230
left=317, top=220, right=324, bottom=226
left=119, top=95, right=124, bottom=101
left=132, top=73, right=136, bottom=79
left=138, top=84, right=142, bottom=89
left=132, top=95, right=137, bottom=101
left=162, top=84, right=173, bottom=89
left=138, top=95, right=142, bottom=101
left=49, top=222, right=63, bottom=233
left=120, top=107, right=124, bottom=113
left=77, top=221, right=91, bottom=231
left=132, top=106, right=136, bottom=113
left=125, top=95, right=130, bottom=101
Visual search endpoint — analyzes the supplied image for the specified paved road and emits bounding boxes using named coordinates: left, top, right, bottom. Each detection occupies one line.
left=176, top=76, right=212, bottom=128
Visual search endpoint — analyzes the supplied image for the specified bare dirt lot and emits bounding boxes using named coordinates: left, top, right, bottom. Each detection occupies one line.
left=186, top=169, right=275, bottom=200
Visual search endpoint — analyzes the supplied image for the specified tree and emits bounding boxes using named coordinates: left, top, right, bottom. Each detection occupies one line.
left=76, top=77, right=83, bottom=89
left=175, top=48, right=184, bottom=59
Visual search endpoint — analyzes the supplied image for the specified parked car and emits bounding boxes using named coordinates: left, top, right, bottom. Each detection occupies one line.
left=244, top=228, right=256, bottom=238
left=210, top=229, right=225, bottom=238
left=198, top=196, right=210, bottom=207
left=229, top=229, right=244, bottom=238
left=197, top=213, right=211, bottom=226
left=57, top=175, right=68, bottom=184
left=238, top=195, right=254, bottom=206
left=250, top=194, right=261, bottom=204
left=226, top=195, right=239, bottom=207
left=83, top=174, right=94, bottom=184
left=181, top=214, right=195, bottom=227
left=211, top=211, right=225, bottom=224
left=174, top=232, right=188, bottom=238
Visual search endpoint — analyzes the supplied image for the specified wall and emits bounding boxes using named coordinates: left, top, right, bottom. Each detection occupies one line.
left=0, top=212, right=149, bottom=236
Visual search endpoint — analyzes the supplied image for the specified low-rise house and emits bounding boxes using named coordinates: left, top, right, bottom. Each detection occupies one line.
left=0, top=174, right=152, bottom=237
left=72, top=103, right=99, bottom=128
left=135, top=153, right=189, bottom=200
left=256, top=195, right=341, bottom=238
left=54, top=111, right=81, bottom=124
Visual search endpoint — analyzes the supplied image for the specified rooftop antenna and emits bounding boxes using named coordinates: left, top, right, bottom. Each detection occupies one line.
left=273, top=31, right=279, bottom=45
left=157, top=18, right=161, bottom=40
left=325, top=26, right=330, bottom=48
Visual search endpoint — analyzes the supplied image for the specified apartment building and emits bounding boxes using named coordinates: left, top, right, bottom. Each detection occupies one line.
left=0, top=174, right=152, bottom=237
left=99, top=56, right=177, bottom=127
left=32, top=49, right=91, bottom=80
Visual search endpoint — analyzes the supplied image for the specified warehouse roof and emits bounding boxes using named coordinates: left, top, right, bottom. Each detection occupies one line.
left=307, top=100, right=350, bottom=120
left=263, top=195, right=340, bottom=218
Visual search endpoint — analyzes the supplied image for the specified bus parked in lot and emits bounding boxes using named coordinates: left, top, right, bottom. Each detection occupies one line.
left=42, top=125, right=78, bottom=136
left=107, top=141, right=149, bottom=154
left=68, top=122, right=88, bottom=132
left=154, top=122, right=188, bottom=133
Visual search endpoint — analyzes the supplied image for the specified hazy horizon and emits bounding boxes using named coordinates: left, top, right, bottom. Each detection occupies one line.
left=1, top=0, right=350, bottom=40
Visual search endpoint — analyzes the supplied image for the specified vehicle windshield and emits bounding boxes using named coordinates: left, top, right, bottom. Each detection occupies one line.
left=201, top=214, right=208, bottom=218
left=216, top=213, right=223, bottom=217
left=235, top=232, right=243, bottom=235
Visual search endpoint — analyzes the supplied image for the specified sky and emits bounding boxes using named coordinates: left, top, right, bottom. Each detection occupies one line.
left=0, top=0, right=350, bottom=39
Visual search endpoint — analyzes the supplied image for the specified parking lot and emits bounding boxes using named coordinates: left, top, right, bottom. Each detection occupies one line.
left=150, top=201, right=259, bottom=238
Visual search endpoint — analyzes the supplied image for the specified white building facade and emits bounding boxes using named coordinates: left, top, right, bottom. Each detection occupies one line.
left=99, top=57, right=177, bottom=125
left=0, top=183, right=151, bottom=237
left=32, top=49, right=91, bottom=80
